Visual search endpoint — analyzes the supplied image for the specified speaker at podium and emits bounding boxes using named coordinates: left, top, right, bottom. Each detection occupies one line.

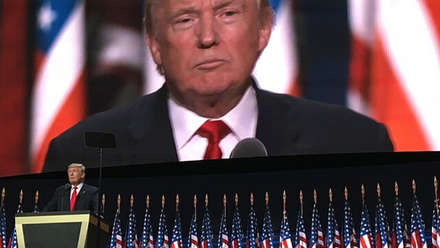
left=15, top=211, right=109, bottom=248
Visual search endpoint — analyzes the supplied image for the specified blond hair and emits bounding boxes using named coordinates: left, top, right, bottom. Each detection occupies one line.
left=67, top=163, right=86, bottom=173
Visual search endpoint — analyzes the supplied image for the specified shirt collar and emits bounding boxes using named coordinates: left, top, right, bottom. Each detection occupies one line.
left=168, top=86, right=258, bottom=151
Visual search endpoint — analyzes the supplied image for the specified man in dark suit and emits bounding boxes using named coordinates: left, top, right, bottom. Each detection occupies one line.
left=43, top=163, right=99, bottom=214
left=43, top=0, right=393, bottom=172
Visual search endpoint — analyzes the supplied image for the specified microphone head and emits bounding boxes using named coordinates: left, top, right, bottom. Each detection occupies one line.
left=64, top=183, right=71, bottom=190
left=230, top=138, right=268, bottom=158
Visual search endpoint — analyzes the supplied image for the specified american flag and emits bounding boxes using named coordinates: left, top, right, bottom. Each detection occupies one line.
left=431, top=202, right=438, bottom=248
left=219, top=209, right=229, bottom=248
left=342, top=199, right=358, bottom=248
left=311, top=204, right=324, bottom=248
left=280, top=213, right=293, bottom=248
left=294, top=207, right=306, bottom=248
left=140, top=208, right=154, bottom=248
left=359, top=203, right=372, bottom=248
left=231, top=206, right=244, bottom=248
left=436, top=206, right=440, bottom=248
left=201, top=208, right=213, bottom=248
left=391, top=195, right=410, bottom=248
left=375, top=197, right=389, bottom=248
left=8, top=203, right=23, bottom=248
left=246, top=206, right=259, bottom=248
left=0, top=203, right=6, bottom=248
left=171, top=210, right=183, bottom=248
left=31, top=0, right=86, bottom=173
left=157, top=209, right=169, bottom=248
left=328, top=202, right=341, bottom=248
left=124, top=208, right=139, bottom=248
left=261, top=205, right=274, bottom=248
left=188, top=212, right=198, bottom=248
left=410, top=194, right=427, bottom=248
left=109, top=209, right=123, bottom=248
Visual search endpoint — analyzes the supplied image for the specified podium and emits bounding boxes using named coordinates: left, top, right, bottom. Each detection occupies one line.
left=15, top=211, right=109, bottom=248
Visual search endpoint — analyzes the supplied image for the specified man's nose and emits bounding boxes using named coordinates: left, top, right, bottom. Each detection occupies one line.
left=197, top=15, right=219, bottom=48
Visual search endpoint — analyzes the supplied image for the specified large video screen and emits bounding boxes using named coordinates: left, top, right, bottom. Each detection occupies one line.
left=0, top=0, right=439, bottom=176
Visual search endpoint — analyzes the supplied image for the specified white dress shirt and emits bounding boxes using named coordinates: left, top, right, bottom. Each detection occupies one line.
left=70, top=182, right=83, bottom=199
left=168, top=86, right=258, bottom=161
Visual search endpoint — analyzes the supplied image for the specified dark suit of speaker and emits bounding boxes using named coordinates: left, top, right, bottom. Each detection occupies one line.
left=43, top=184, right=99, bottom=215
left=43, top=84, right=393, bottom=172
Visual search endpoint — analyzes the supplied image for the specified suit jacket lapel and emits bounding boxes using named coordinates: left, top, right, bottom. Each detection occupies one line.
left=127, top=85, right=179, bottom=164
left=255, top=87, right=306, bottom=156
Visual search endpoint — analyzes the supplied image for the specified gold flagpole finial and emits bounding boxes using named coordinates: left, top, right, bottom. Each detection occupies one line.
left=130, top=194, right=134, bottom=208
left=412, top=180, right=416, bottom=195
left=265, top=192, right=269, bottom=206
left=344, top=186, right=348, bottom=201
left=223, top=194, right=227, bottom=210
left=434, top=176, right=438, bottom=203
left=377, top=183, right=381, bottom=198
left=313, top=189, right=317, bottom=204
left=235, top=193, right=239, bottom=207
left=35, top=190, right=39, bottom=205
left=394, top=182, right=399, bottom=196
left=102, top=194, right=106, bottom=210
left=117, top=194, right=121, bottom=210
left=162, top=195, right=165, bottom=209
left=176, top=194, right=180, bottom=211
left=1, top=188, right=5, bottom=205
left=146, top=195, right=150, bottom=209
left=250, top=193, right=254, bottom=207
left=329, top=188, right=333, bottom=203
left=19, top=189, right=23, bottom=205
left=299, top=190, right=303, bottom=215
left=205, top=194, right=208, bottom=208
left=361, top=184, right=365, bottom=203
left=194, top=194, right=197, bottom=221
left=283, top=190, right=287, bottom=215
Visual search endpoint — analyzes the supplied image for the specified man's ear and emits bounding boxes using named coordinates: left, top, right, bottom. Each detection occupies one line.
left=81, top=173, right=85, bottom=179
left=258, top=11, right=273, bottom=52
left=147, top=35, right=162, bottom=65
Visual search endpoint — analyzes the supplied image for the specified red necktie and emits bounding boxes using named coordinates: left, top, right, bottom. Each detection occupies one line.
left=196, top=120, right=231, bottom=160
left=70, top=186, right=77, bottom=211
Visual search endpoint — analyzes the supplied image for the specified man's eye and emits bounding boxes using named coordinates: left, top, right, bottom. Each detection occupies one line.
left=224, top=11, right=237, bottom=17
left=177, top=18, right=191, bottom=24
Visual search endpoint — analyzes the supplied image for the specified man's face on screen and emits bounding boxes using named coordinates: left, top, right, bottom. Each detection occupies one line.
left=147, top=0, right=271, bottom=114
left=67, top=167, right=84, bottom=186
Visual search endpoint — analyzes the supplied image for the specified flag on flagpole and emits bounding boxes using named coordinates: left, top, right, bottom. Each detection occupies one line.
left=201, top=207, right=213, bottom=248
left=31, top=0, right=86, bottom=172
left=328, top=201, right=340, bottom=248
left=157, top=209, right=169, bottom=248
left=348, top=0, right=440, bottom=151
left=261, top=205, right=274, bottom=248
left=432, top=202, right=438, bottom=248
left=246, top=205, right=259, bottom=248
left=342, top=199, right=358, bottom=248
left=410, top=194, right=427, bottom=248
left=294, top=207, right=306, bottom=248
left=0, top=202, right=6, bottom=248
left=219, top=209, right=229, bottom=248
left=311, top=204, right=324, bottom=248
left=7, top=202, right=23, bottom=248
left=391, top=193, right=409, bottom=248
left=280, top=213, right=293, bottom=248
left=109, top=209, right=123, bottom=248
left=188, top=211, right=199, bottom=248
left=253, top=0, right=300, bottom=96
left=171, top=210, right=183, bottom=248
left=359, top=203, right=372, bottom=248
left=140, top=207, right=154, bottom=248
left=124, top=207, right=139, bottom=248
left=375, top=197, right=389, bottom=248
left=232, top=206, right=244, bottom=248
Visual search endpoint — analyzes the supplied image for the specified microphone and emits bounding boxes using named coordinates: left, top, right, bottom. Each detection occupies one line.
left=61, top=183, right=71, bottom=211
left=230, top=138, right=268, bottom=158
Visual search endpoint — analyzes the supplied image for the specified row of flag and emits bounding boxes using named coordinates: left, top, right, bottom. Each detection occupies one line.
left=106, top=179, right=440, bottom=248
left=0, top=177, right=439, bottom=248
